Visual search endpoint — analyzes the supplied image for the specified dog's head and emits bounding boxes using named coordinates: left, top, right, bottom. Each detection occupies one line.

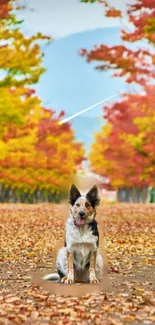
left=69, top=184, right=100, bottom=226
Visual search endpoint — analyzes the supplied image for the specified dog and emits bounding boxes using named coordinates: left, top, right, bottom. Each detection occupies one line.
left=43, top=184, right=104, bottom=284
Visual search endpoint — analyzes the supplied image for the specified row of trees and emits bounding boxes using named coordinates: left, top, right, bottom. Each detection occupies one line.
left=0, top=1, right=85, bottom=203
left=81, top=0, right=155, bottom=202
left=1, top=0, right=154, bottom=203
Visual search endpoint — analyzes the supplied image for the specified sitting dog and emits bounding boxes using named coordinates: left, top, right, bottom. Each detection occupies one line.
left=43, top=184, right=104, bottom=284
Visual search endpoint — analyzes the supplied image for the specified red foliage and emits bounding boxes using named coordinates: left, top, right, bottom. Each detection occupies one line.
left=0, top=0, right=10, bottom=19
left=80, top=0, right=155, bottom=85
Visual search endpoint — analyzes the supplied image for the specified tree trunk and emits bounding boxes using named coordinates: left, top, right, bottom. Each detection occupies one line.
left=117, top=187, right=149, bottom=203
left=0, top=184, right=60, bottom=203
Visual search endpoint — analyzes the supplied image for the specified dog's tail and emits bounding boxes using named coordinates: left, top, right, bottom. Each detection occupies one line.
left=42, top=273, right=60, bottom=282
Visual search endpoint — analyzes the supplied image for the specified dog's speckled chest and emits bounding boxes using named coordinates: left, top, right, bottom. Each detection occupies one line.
left=65, top=217, right=98, bottom=269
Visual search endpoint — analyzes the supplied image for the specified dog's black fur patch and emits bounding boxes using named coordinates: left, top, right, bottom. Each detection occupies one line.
left=86, top=185, right=100, bottom=209
left=88, top=219, right=99, bottom=247
left=69, top=184, right=81, bottom=206
left=57, top=268, right=65, bottom=279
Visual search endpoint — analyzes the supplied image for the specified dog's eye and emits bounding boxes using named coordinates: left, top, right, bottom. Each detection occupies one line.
left=76, top=203, right=80, bottom=207
left=85, top=202, right=91, bottom=208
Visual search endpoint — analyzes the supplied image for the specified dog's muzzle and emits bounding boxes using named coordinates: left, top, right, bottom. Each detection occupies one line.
left=79, top=211, right=85, bottom=219
left=75, top=211, right=86, bottom=226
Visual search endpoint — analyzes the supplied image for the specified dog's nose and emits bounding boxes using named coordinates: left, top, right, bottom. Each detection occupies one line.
left=79, top=211, right=85, bottom=219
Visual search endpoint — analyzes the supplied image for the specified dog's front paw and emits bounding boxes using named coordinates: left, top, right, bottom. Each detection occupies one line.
left=90, top=277, right=99, bottom=284
left=89, top=269, right=99, bottom=284
left=61, top=274, right=74, bottom=284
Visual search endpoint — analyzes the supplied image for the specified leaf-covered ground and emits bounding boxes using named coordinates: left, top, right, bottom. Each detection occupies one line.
left=0, top=203, right=155, bottom=325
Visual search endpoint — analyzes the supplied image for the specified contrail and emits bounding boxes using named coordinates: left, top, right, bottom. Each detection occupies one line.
left=58, top=93, right=120, bottom=125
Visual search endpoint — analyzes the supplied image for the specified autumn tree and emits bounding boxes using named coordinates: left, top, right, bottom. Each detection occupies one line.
left=0, top=1, right=85, bottom=202
left=89, top=90, right=155, bottom=202
left=80, top=0, right=155, bottom=202
left=0, top=0, right=50, bottom=132
left=0, top=108, right=85, bottom=203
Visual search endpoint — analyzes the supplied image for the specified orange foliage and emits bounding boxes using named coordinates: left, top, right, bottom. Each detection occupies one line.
left=0, top=0, right=11, bottom=19
left=105, top=8, right=121, bottom=18
left=89, top=90, right=155, bottom=189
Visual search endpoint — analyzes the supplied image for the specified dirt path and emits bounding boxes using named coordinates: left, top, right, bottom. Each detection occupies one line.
left=0, top=203, right=155, bottom=324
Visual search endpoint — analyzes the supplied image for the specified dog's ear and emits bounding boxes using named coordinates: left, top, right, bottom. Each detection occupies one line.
left=69, top=184, right=81, bottom=206
left=86, top=185, right=100, bottom=208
